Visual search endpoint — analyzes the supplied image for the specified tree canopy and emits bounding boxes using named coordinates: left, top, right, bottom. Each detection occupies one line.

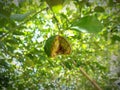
left=0, top=0, right=120, bottom=90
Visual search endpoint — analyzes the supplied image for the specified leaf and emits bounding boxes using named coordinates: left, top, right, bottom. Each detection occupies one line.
left=94, top=6, right=105, bottom=12
left=10, top=14, right=27, bottom=21
left=52, top=5, right=63, bottom=13
left=46, top=0, right=64, bottom=13
left=0, top=13, right=7, bottom=18
left=70, top=15, right=104, bottom=33
left=111, top=35, right=120, bottom=44
left=5, top=37, right=20, bottom=44
left=0, top=13, right=9, bottom=28
left=6, top=45, right=15, bottom=53
left=113, top=35, right=120, bottom=41
left=46, top=0, right=64, bottom=7
left=0, top=42, right=4, bottom=48
left=63, top=61, right=72, bottom=70
left=108, top=0, right=116, bottom=7
left=13, top=31, right=25, bottom=35
left=10, top=11, right=34, bottom=21
left=118, top=17, right=120, bottom=22
left=24, top=59, right=34, bottom=67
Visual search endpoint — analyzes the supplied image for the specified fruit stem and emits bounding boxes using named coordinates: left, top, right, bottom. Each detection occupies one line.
left=50, top=8, right=62, bottom=35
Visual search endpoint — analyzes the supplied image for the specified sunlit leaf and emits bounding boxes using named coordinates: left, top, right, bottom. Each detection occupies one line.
left=52, top=5, right=63, bottom=13
left=24, top=59, right=34, bottom=67
left=70, top=15, right=104, bottom=33
left=46, top=0, right=64, bottom=13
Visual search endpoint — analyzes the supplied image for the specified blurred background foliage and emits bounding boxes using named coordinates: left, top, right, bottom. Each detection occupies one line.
left=0, top=0, right=120, bottom=90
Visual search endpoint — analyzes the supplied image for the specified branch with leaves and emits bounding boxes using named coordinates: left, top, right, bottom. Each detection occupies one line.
left=0, top=7, right=48, bottom=41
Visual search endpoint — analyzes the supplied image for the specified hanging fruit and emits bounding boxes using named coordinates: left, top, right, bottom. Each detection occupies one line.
left=44, top=35, right=71, bottom=57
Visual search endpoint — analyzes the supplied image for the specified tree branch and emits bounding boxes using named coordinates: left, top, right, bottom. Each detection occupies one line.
left=72, top=60, right=102, bottom=90
left=79, top=67, right=102, bottom=90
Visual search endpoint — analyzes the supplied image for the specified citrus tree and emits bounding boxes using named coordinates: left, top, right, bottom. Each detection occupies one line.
left=0, top=0, right=120, bottom=90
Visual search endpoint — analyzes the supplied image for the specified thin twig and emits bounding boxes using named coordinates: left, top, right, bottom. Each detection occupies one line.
left=53, top=15, right=61, bottom=33
left=72, top=60, right=102, bottom=90
left=50, top=8, right=61, bottom=34
left=79, top=67, right=102, bottom=90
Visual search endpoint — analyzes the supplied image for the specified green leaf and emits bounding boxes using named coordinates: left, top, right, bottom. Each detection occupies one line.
left=117, top=17, right=120, bottom=22
left=24, top=59, right=34, bottom=67
left=70, top=15, right=104, bottom=33
left=6, top=45, right=15, bottom=53
left=0, top=13, right=7, bottom=18
left=46, top=0, right=64, bottom=7
left=10, top=14, right=27, bottom=21
left=0, top=42, right=4, bottom=48
left=108, top=0, right=116, bottom=7
left=5, top=37, right=20, bottom=44
left=63, top=61, right=72, bottom=70
left=10, top=11, right=34, bottom=21
left=13, top=31, right=25, bottom=35
left=46, top=0, right=64, bottom=13
left=52, top=5, right=63, bottom=13
left=94, top=6, right=105, bottom=12
left=111, top=35, right=120, bottom=44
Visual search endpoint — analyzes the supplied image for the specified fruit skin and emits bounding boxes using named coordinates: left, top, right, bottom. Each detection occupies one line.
left=44, top=35, right=71, bottom=57
left=44, top=35, right=58, bottom=57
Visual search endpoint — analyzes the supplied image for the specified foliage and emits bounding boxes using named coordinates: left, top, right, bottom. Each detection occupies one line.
left=0, top=0, right=120, bottom=90
left=71, top=15, right=104, bottom=33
